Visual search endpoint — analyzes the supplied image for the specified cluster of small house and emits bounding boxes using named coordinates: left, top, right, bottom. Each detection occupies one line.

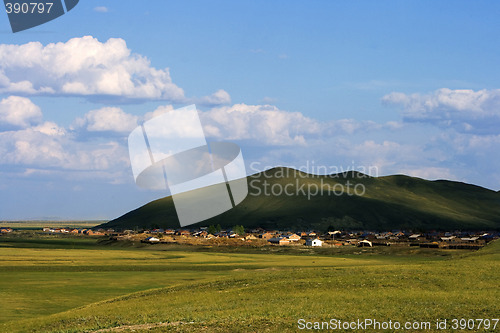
left=125, top=228, right=499, bottom=249
left=255, top=231, right=323, bottom=246
left=0, top=227, right=13, bottom=233
left=24, top=226, right=500, bottom=249
left=41, top=227, right=109, bottom=235
left=326, top=230, right=499, bottom=249
left=141, top=229, right=325, bottom=246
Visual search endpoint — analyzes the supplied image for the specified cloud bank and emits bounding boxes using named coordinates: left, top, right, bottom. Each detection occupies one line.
left=0, top=36, right=230, bottom=105
left=383, top=88, right=500, bottom=134
left=0, top=96, right=42, bottom=129
left=1, top=86, right=499, bottom=190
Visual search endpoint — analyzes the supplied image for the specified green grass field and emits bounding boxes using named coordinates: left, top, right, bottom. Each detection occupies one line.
left=0, top=233, right=498, bottom=332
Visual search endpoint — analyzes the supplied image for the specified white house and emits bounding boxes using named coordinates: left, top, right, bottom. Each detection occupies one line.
left=327, top=231, right=341, bottom=239
left=305, top=238, right=323, bottom=247
left=358, top=239, right=372, bottom=247
left=144, top=237, right=160, bottom=243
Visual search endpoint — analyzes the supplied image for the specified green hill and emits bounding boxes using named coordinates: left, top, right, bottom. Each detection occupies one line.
left=99, top=167, right=500, bottom=231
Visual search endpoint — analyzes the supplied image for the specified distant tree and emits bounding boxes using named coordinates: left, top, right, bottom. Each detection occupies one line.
left=233, top=225, right=245, bottom=235
left=322, top=216, right=361, bottom=231
left=208, top=225, right=217, bottom=235
left=216, top=224, right=222, bottom=232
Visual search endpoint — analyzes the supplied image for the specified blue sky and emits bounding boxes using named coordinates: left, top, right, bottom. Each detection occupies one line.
left=0, top=1, right=499, bottom=220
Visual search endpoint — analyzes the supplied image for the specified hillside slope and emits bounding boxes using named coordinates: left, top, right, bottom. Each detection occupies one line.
left=100, top=168, right=500, bottom=231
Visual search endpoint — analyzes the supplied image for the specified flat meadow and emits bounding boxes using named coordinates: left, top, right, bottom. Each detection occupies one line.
left=0, top=232, right=498, bottom=332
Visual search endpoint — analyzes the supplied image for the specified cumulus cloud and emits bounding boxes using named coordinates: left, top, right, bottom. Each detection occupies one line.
left=73, top=107, right=139, bottom=133
left=0, top=36, right=185, bottom=102
left=0, top=125, right=130, bottom=180
left=0, top=98, right=131, bottom=183
left=0, top=129, right=66, bottom=167
left=343, top=140, right=420, bottom=174
left=33, top=121, right=66, bottom=136
left=136, top=103, right=400, bottom=146
left=129, top=103, right=314, bottom=145
left=195, top=89, right=231, bottom=106
left=0, top=96, right=42, bottom=128
left=323, top=119, right=386, bottom=135
left=242, top=135, right=459, bottom=183
left=1, top=97, right=498, bottom=189
left=382, top=88, right=500, bottom=134
left=201, top=103, right=321, bottom=145
left=260, top=96, right=277, bottom=104
left=143, top=105, right=174, bottom=122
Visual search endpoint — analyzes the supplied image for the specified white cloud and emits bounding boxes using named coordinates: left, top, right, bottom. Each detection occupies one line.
left=0, top=126, right=130, bottom=180
left=260, top=96, right=277, bottom=104
left=201, top=103, right=321, bottom=145
left=0, top=36, right=185, bottom=102
left=162, top=103, right=399, bottom=146
left=73, top=107, right=139, bottom=133
left=196, top=89, right=231, bottom=106
left=382, top=88, right=500, bottom=133
left=101, top=103, right=399, bottom=149
left=0, top=96, right=42, bottom=128
left=325, top=119, right=378, bottom=135
left=345, top=140, right=417, bottom=174
left=0, top=99, right=131, bottom=184
left=143, top=105, right=174, bottom=122
left=33, top=121, right=66, bottom=136
left=135, top=103, right=324, bottom=146
left=1, top=98, right=498, bottom=190
left=94, top=6, right=108, bottom=13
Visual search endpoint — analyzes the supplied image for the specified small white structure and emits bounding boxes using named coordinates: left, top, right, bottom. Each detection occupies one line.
left=145, top=237, right=160, bottom=243
left=358, top=239, right=372, bottom=247
left=305, top=238, right=323, bottom=247
left=460, top=237, right=479, bottom=242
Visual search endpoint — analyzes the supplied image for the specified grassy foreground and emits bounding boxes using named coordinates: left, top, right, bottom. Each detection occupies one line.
left=0, top=234, right=498, bottom=332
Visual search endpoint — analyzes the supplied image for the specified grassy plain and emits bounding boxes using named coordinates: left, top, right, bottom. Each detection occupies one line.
left=0, top=232, right=498, bottom=332
left=0, top=221, right=102, bottom=230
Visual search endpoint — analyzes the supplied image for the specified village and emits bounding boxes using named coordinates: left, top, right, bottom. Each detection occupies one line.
left=4, top=225, right=493, bottom=250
